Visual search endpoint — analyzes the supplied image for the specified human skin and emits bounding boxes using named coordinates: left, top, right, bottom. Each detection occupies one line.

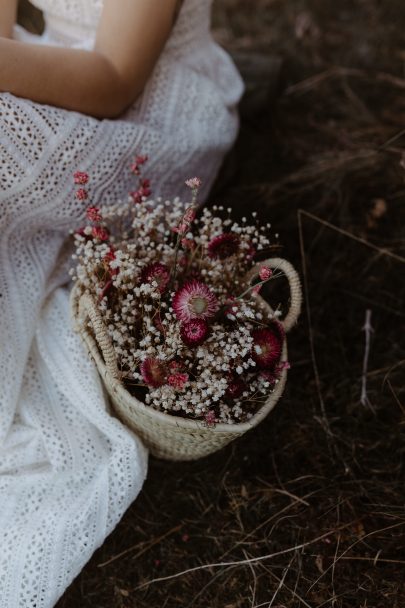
left=0, top=0, right=181, bottom=118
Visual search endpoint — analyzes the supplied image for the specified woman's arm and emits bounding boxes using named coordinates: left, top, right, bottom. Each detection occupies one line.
left=0, top=0, right=180, bottom=118
left=0, top=0, right=17, bottom=38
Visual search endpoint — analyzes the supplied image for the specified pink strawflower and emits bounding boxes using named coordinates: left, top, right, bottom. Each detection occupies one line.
left=136, top=154, right=148, bottom=165
left=167, top=372, right=189, bottom=390
left=173, top=280, right=218, bottom=322
left=140, top=262, right=170, bottom=294
left=225, top=376, right=247, bottom=400
left=86, top=206, right=102, bottom=222
left=185, top=177, right=202, bottom=189
left=75, top=188, right=88, bottom=201
left=251, top=324, right=284, bottom=369
left=259, top=266, right=273, bottom=281
left=180, top=319, right=209, bottom=346
left=204, top=410, right=216, bottom=427
left=207, top=233, right=240, bottom=260
left=141, top=358, right=167, bottom=388
left=74, top=171, right=89, bottom=185
left=92, top=226, right=109, bottom=241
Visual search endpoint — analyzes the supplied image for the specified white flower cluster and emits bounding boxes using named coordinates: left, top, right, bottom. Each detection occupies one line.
left=71, top=196, right=283, bottom=425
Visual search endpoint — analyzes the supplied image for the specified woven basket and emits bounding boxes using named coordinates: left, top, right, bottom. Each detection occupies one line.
left=70, top=257, right=302, bottom=461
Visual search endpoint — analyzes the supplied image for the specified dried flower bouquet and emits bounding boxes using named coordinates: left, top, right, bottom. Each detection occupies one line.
left=70, top=160, right=302, bottom=460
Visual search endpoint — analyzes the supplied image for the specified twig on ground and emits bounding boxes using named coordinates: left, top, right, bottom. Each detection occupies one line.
left=360, top=309, right=375, bottom=411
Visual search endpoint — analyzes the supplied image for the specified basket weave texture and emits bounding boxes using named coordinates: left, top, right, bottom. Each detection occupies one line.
left=70, top=257, right=302, bottom=461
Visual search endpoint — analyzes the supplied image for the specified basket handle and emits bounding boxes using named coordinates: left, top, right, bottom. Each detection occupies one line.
left=77, top=292, right=121, bottom=380
left=244, top=257, right=302, bottom=333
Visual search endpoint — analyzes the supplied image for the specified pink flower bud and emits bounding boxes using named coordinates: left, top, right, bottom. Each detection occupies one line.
left=130, top=190, right=143, bottom=204
left=252, top=284, right=262, bottom=295
left=167, top=373, right=189, bottom=390
left=185, top=177, right=202, bottom=190
left=75, top=188, right=88, bottom=201
left=135, top=154, right=148, bottom=165
left=74, top=171, right=89, bottom=185
left=259, top=266, right=273, bottom=281
left=86, top=206, right=102, bottom=222
left=92, top=226, right=109, bottom=241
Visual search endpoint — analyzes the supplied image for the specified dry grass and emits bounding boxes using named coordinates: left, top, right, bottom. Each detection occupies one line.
left=17, top=0, right=404, bottom=605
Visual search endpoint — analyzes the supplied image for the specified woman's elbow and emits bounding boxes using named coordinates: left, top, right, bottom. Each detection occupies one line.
left=92, top=81, right=143, bottom=120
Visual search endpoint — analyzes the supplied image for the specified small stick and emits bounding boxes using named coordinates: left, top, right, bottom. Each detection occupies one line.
left=360, top=309, right=375, bottom=411
left=98, top=524, right=181, bottom=568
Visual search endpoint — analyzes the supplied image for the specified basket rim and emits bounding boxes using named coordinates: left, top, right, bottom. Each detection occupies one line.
left=70, top=282, right=289, bottom=435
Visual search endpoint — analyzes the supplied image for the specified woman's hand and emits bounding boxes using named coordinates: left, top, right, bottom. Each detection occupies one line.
left=0, top=0, right=180, bottom=118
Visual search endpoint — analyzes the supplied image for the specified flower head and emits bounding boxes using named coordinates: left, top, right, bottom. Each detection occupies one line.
left=86, top=206, right=102, bottom=222
left=141, top=358, right=167, bottom=388
left=173, top=280, right=218, bottom=322
left=140, top=262, right=170, bottom=294
left=208, top=233, right=240, bottom=260
left=92, top=226, right=109, bottom=241
left=185, top=177, right=202, bottom=190
left=204, top=410, right=216, bottom=427
left=251, top=323, right=284, bottom=369
left=259, top=266, right=273, bottom=281
left=130, top=154, right=148, bottom=175
left=74, top=171, right=89, bottom=185
left=167, top=372, right=189, bottom=390
left=76, top=188, right=88, bottom=201
left=180, top=318, right=210, bottom=346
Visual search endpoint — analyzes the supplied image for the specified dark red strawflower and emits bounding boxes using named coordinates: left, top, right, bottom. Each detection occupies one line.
left=141, top=358, right=167, bottom=388
left=180, top=319, right=209, bottom=346
left=207, top=233, right=240, bottom=260
left=140, top=262, right=170, bottom=294
left=225, top=376, right=247, bottom=400
left=251, top=323, right=284, bottom=369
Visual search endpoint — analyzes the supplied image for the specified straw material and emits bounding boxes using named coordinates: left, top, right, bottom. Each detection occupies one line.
left=70, top=257, right=302, bottom=461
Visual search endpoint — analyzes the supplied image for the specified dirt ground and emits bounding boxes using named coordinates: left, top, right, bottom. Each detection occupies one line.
left=18, top=1, right=405, bottom=606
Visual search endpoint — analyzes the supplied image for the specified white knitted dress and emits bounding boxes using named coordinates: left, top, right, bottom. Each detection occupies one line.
left=0, top=1, right=244, bottom=606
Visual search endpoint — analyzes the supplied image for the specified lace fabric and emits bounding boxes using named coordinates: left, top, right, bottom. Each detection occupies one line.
left=0, top=0, right=244, bottom=606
